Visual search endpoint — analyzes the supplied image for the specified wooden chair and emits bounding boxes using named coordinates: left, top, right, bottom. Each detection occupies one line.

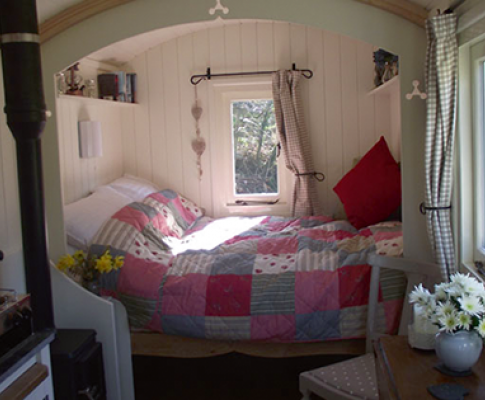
left=299, top=255, right=441, bottom=400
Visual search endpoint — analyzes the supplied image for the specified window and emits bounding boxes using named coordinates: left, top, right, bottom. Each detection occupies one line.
left=209, top=79, right=290, bottom=217
left=476, top=59, right=485, bottom=258
left=465, top=39, right=485, bottom=262
left=231, top=99, right=278, bottom=197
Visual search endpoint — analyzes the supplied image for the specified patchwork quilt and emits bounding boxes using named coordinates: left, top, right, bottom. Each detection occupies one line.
left=90, top=189, right=405, bottom=342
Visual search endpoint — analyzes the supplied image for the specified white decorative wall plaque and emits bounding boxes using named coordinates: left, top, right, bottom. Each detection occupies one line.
left=209, top=0, right=229, bottom=17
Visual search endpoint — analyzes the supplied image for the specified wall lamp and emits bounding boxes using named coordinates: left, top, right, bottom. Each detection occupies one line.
left=78, top=120, right=103, bottom=158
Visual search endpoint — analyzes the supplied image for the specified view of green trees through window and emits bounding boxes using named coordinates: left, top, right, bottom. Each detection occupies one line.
left=231, top=99, right=279, bottom=196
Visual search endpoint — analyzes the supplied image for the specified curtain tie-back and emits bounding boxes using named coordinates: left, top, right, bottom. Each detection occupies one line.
left=419, top=202, right=452, bottom=215
left=295, top=171, right=325, bottom=182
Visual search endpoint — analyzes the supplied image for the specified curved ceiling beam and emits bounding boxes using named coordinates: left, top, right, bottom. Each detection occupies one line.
left=39, top=0, right=135, bottom=44
left=39, top=0, right=427, bottom=43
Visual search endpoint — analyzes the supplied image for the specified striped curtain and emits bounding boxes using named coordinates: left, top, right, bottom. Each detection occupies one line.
left=424, top=14, right=458, bottom=281
left=272, top=70, right=321, bottom=217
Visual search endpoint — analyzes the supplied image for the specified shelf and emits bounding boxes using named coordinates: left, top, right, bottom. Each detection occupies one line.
left=57, top=94, right=138, bottom=107
left=367, top=76, right=399, bottom=96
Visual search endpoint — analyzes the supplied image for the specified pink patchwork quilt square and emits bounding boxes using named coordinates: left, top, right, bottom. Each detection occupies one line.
left=206, top=275, right=252, bottom=316
left=117, top=254, right=168, bottom=298
left=299, top=229, right=354, bottom=242
left=148, top=192, right=171, bottom=205
left=113, top=206, right=150, bottom=232
left=172, top=197, right=200, bottom=226
left=257, top=237, right=298, bottom=255
left=161, top=274, right=209, bottom=316
left=251, top=315, right=295, bottom=341
left=338, top=265, right=372, bottom=308
left=295, top=271, right=339, bottom=314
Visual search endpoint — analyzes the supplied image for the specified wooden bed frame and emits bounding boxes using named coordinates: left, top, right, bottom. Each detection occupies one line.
left=129, top=254, right=442, bottom=359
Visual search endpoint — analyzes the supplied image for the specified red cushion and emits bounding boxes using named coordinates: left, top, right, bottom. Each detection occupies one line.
left=333, top=137, right=401, bottom=229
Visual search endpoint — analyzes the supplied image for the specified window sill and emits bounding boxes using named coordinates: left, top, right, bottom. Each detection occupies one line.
left=461, top=261, right=485, bottom=282
left=225, top=202, right=290, bottom=216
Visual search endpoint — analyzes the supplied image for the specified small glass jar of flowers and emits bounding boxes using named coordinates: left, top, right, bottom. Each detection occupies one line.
left=409, top=272, right=485, bottom=372
left=56, top=249, right=124, bottom=294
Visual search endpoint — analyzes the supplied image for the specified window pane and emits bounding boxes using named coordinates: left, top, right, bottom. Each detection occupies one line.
left=482, top=63, right=485, bottom=250
left=231, top=100, right=279, bottom=196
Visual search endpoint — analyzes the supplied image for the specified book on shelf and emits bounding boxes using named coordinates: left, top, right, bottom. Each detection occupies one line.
left=97, top=72, right=137, bottom=103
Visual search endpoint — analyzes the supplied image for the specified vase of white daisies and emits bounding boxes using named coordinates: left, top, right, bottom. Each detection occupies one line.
left=409, top=273, right=485, bottom=372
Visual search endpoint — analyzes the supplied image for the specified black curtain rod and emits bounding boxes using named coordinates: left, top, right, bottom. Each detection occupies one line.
left=190, top=63, right=313, bottom=85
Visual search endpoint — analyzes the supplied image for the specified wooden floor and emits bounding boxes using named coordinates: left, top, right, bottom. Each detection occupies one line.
left=133, top=353, right=353, bottom=400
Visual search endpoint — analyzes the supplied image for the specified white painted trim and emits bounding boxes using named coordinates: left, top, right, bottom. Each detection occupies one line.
left=209, top=77, right=291, bottom=217
left=472, top=47, right=485, bottom=261
left=458, top=1, right=485, bottom=34
left=57, top=94, right=138, bottom=107
left=458, top=43, right=475, bottom=268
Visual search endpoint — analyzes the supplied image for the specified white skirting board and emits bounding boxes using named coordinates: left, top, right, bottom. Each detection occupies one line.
left=50, top=264, right=135, bottom=400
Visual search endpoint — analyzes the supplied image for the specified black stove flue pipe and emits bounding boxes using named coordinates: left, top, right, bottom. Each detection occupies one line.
left=0, top=0, right=54, bottom=331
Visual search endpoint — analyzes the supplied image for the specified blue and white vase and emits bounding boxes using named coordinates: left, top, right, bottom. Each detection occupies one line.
left=435, top=330, right=483, bottom=372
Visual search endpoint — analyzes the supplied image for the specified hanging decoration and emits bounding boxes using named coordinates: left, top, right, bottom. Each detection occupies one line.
left=191, top=85, right=206, bottom=180
left=406, top=80, right=427, bottom=100
left=209, top=0, right=229, bottom=19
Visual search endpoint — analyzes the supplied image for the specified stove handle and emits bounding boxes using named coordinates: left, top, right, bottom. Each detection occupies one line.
left=0, top=250, right=3, bottom=261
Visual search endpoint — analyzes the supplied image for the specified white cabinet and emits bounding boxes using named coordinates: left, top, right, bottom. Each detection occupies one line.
left=0, top=345, right=54, bottom=400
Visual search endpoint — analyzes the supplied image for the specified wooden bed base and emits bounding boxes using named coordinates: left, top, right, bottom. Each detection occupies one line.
left=131, top=332, right=365, bottom=358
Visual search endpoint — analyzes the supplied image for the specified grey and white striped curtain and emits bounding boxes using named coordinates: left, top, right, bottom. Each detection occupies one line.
left=424, top=14, right=458, bottom=281
left=272, top=70, right=322, bottom=217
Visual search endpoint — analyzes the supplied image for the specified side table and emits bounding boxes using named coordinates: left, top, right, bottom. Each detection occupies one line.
left=375, top=336, right=485, bottom=400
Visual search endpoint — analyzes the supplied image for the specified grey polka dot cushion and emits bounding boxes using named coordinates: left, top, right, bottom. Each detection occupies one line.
left=307, top=354, right=378, bottom=400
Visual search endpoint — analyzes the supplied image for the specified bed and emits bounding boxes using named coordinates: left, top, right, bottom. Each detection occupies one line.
left=61, top=136, right=413, bottom=357
left=71, top=184, right=405, bottom=357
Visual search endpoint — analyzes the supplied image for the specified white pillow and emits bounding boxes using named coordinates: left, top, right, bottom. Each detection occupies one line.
left=64, top=186, right=133, bottom=251
left=103, top=174, right=159, bottom=201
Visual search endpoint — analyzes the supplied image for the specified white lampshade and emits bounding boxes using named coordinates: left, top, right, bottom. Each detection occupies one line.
left=79, top=121, right=103, bottom=158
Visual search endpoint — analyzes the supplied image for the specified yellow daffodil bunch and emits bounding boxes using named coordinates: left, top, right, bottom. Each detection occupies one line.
left=56, top=248, right=124, bottom=286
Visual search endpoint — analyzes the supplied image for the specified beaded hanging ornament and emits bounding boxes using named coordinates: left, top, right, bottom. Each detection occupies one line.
left=191, top=85, right=206, bottom=180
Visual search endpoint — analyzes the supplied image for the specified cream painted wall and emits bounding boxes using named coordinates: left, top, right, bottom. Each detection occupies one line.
left=56, top=60, right=135, bottom=205
left=124, top=21, right=400, bottom=218
left=40, top=0, right=430, bottom=263
left=56, top=95, right=131, bottom=204
left=0, top=56, right=25, bottom=292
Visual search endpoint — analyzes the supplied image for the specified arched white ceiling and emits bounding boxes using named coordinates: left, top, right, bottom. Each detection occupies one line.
left=35, top=0, right=447, bottom=24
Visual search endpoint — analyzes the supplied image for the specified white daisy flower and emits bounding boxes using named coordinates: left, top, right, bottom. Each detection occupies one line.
left=458, top=296, right=485, bottom=316
left=477, top=319, right=485, bottom=338
left=409, top=284, right=431, bottom=306
left=439, top=313, right=459, bottom=333
left=436, top=300, right=456, bottom=317
left=435, top=282, right=451, bottom=292
left=451, top=273, right=470, bottom=287
left=458, top=313, right=472, bottom=330
left=424, top=301, right=437, bottom=317
left=434, top=288, right=448, bottom=302
left=462, top=277, right=485, bottom=295
left=445, top=281, right=463, bottom=296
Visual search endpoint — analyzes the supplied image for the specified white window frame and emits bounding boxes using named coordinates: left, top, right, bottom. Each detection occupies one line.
left=209, top=78, right=291, bottom=217
left=471, top=41, right=485, bottom=262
